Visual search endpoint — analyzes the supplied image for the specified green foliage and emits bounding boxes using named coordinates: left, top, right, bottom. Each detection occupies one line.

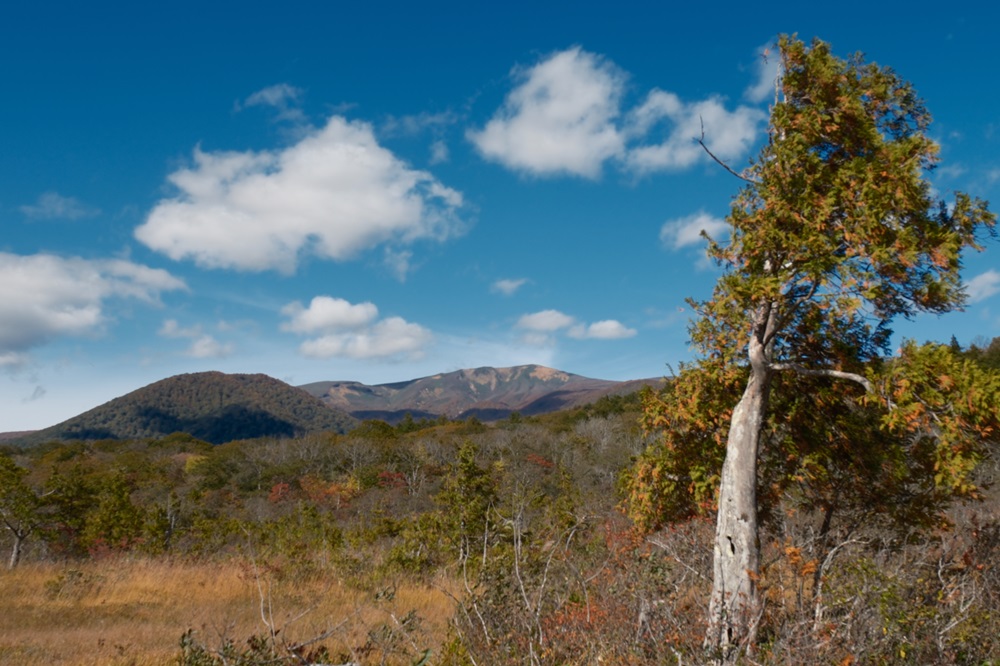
left=965, top=335, right=1000, bottom=371
left=81, top=471, right=145, bottom=553
left=43, top=465, right=99, bottom=557
left=435, top=441, right=498, bottom=563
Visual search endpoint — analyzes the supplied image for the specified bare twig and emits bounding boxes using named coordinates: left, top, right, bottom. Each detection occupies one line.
left=699, top=118, right=758, bottom=184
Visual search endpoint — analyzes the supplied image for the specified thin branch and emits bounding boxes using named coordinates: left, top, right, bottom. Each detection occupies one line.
left=770, top=362, right=873, bottom=393
left=699, top=117, right=758, bottom=184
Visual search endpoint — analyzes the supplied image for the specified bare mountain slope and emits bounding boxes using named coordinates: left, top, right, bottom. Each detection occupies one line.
left=299, top=365, right=662, bottom=422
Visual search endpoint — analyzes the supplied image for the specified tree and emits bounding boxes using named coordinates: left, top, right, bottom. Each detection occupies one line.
left=82, top=471, right=145, bottom=553
left=0, top=454, right=41, bottom=568
left=629, top=36, right=996, bottom=662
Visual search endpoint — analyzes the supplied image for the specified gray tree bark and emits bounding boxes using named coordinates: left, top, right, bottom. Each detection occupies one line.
left=705, top=307, right=774, bottom=663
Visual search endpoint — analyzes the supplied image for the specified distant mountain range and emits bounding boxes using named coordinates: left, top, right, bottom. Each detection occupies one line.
left=300, top=364, right=662, bottom=423
left=6, top=365, right=664, bottom=446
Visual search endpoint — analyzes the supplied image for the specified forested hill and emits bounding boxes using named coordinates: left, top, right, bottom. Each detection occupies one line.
left=16, top=372, right=357, bottom=446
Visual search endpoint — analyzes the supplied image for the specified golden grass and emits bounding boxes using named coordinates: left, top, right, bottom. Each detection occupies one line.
left=0, top=558, right=457, bottom=665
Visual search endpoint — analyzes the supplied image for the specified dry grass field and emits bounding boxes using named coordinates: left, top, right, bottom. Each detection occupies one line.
left=0, top=558, right=456, bottom=665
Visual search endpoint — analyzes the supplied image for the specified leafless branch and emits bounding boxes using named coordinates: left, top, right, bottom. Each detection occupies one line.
left=699, top=117, right=758, bottom=184
left=770, top=363, right=873, bottom=393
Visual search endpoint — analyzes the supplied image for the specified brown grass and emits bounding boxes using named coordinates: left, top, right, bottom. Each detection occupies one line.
left=0, top=558, right=457, bottom=665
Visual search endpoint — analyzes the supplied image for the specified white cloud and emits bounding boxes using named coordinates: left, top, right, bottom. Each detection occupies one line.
left=492, top=278, right=528, bottom=296
left=470, top=46, right=766, bottom=179
left=159, top=319, right=201, bottom=338
left=0, top=252, right=185, bottom=356
left=625, top=91, right=765, bottom=173
left=660, top=211, right=729, bottom=249
left=517, top=309, right=577, bottom=332
left=381, top=111, right=458, bottom=137
left=158, top=319, right=233, bottom=358
left=280, top=296, right=379, bottom=333
left=281, top=296, right=432, bottom=360
left=383, top=248, right=414, bottom=282
left=967, top=269, right=1000, bottom=303
left=568, top=320, right=637, bottom=340
left=299, top=317, right=432, bottom=360
left=468, top=47, right=626, bottom=178
left=517, top=309, right=635, bottom=344
left=135, top=116, right=465, bottom=274
left=519, top=331, right=554, bottom=347
left=186, top=335, right=234, bottom=359
left=429, top=140, right=449, bottom=164
left=243, top=83, right=303, bottom=109
left=0, top=352, right=27, bottom=368
left=20, top=192, right=100, bottom=220
left=239, top=83, right=306, bottom=124
left=744, top=43, right=782, bottom=103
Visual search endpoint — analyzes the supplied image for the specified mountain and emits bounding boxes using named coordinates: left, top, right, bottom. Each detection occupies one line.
left=299, top=365, right=663, bottom=423
left=16, top=372, right=356, bottom=446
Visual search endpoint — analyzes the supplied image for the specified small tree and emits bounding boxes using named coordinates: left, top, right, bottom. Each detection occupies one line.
left=81, top=471, right=145, bottom=553
left=628, top=35, right=996, bottom=663
left=0, top=454, right=41, bottom=568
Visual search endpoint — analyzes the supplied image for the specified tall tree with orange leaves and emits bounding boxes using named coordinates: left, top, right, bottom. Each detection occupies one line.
left=626, top=36, right=997, bottom=663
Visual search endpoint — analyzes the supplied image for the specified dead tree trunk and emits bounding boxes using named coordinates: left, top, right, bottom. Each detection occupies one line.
left=705, top=307, right=774, bottom=663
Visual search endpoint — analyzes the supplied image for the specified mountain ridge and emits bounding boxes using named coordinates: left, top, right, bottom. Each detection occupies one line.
left=300, top=364, right=663, bottom=423
left=5, top=365, right=664, bottom=444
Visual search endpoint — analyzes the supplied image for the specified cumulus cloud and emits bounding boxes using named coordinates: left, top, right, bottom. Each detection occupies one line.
left=517, top=309, right=577, bottom=332
left=280, top=296, right=378, bottom=333
left=158, top=318, right=233, bottom=358
left=967, top=269, right=1000, bottom=303
left=281, top=296, right=432, bottom=360
left=744, top=43, right=782, bottom=103
left=660, top=211, right=729, bottom=249
left=492, top=278, right=528, bottom=296
left=516, top=309, right=635, bottom=344
left=468, top=47, right=626, bottom=178
left=135, top=116, right=465, bottom=275
left=0, top=253, right=185, bottom=357
left=469, top=46, right=767, bottom=179
left=568, top=320, right=637, bottom=340
left=186, top=335, right=235, bottom=359
left=300, top=317, right=433, bottom=360
left=624, top=91, right=765, bottom=173
left=20, top=192, right=100, bottom=220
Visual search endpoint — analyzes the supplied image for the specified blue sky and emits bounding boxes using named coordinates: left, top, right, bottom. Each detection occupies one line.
left=2, top=1, right=999, bottom=431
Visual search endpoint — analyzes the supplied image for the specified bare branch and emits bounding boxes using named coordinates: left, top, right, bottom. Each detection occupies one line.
left=770, top=362, right=873, bottom=393
left=699, top=117, right=758, bottom=184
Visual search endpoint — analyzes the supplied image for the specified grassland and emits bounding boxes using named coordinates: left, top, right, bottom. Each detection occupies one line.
left=0, top=558, right=456, bottom=665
